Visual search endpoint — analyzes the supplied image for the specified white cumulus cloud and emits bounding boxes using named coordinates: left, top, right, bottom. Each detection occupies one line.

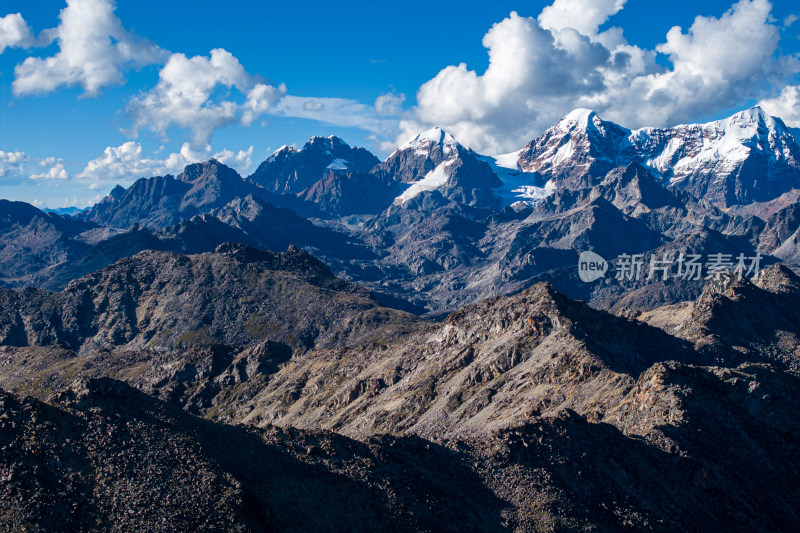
left=12, top=0, right=166, bottom=96
left=127, top=48, right=285, bottom=147
left=78, top=141, right=255, bottom=184
left=0, top=13, right=35, bottom=54
left=31, top=160, right=69, bottom=180
left=374, top=93, right=406, bottom=116
left=0, top=149, right=30, bottom=177
left=538, top=0, right=626, bottom=38
left=758, top=85, right=800, bottom=127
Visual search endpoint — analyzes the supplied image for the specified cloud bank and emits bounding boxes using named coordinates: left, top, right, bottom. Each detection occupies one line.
left=78, top=141, right=255, bottom=183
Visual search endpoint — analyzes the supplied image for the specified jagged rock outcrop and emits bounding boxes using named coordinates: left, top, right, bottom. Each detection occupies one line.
left=249, top=135, right=380, bottom=194
left=83, top=160, right=263, bottom=229
left=639, top=264, right=800, bottom=369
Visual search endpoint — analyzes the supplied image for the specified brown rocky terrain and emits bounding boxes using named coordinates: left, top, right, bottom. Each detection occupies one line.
left=0, top=243, right=798, bottom=530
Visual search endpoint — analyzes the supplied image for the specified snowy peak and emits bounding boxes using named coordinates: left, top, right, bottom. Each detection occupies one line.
left=552, top=109, right=629, bottom=138
left=398, top=127, right=459, bottom=154
left=386, top=129, right=502, bottom=209
left=667, top=106, right=790, bottom=149
left=378, top=127, right=472, bottom=185
left=517, top=109, right=630, bottom=180
left=626, top=107, right=800, bottom=205
left=555, top=108, right=601, bottom=131
left=304, top=134, right=352, bottom=153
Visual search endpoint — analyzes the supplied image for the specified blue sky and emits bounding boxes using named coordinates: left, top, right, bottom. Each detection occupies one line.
left=1, top=0, right=799, bottom=209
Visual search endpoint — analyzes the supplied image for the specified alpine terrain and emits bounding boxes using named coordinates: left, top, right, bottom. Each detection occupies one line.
left=2, top=107, right=800, bottom=532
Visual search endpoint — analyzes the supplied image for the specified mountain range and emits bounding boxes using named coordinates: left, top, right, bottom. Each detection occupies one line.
left=2, top=106, right=800, bottom=530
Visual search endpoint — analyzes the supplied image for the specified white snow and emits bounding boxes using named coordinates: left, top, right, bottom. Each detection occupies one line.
left=479, top=152, right=556, bottom=207
left=550, top=140, right=575, bottom=166
left=395, top=127, right=460, bottom=157
left=394, top=160, right=453, bottom=204
left=492, top=150, right=522, bottom=170
left=326, top=158, right=349, bottom=170
left=559, top=108, right=595, bottom=128
left=270, top=145, right=291, bottom=157
left=510, top=181, right=556, bottom=202
left=517, top=106, right=795, bottom=188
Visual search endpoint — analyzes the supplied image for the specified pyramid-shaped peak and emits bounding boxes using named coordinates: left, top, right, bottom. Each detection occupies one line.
left=399, top=127, right=459, bottom=150
left=556, top=108, right=604, bottom=129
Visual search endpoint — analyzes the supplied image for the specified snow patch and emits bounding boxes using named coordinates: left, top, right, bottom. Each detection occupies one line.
left=394, top=160, right=453, bottom=204
left=479, top=153, right=555, bottom=207
left=326, top=158, right=349, bottom=170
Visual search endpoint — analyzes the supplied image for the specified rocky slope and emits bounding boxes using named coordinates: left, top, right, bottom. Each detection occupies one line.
left=249, top=135, right=380, bottom=194
left=638, top=264, right=800, bottom=369
left=0, top=243, right=418, bottom=354
left=0, top=200, right=97, bottom=287
left=35, top=195, right=371, bottom=291
left=2, top=275, right=799, bottom=531
left=247, top=136, right=389, bottom=216
left=0, top=377, right=509, bottom=532
left=378, top=127, right=503, bottom=210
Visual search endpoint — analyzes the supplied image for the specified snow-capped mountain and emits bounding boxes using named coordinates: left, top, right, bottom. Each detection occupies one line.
left=626, top=107, right=800, bottom=206
left=248, top=135, right=380, bottom=195
left=376, top=127, right=461, bottom=184
left=514, top=107, right=800, bottom=207
left=378, top=127, right=502, bottom=209
left=517, top=108, right=630, bottom=183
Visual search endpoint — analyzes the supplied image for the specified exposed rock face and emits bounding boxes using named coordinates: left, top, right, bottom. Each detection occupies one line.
left=227, top=282, right=700, bottom=441
left=83, top=160, right=263, bottom=229
left=5, top=106, right=800, bottom=530
left=2, top=276, right=800, bottom=531
left=10, top=106, right=800, bottom=314
left=297, top=169, right=400, bottom=215
left=517, top=109, right=631, bottom=185
left=246, top=136, right=391, bottom=216
left=0, top=377, right=510, bottom=532
left=378, top=127, right=503, bottom=210
left=638, top=264, right=800, bottom=369
left=36, top=194, right=371, bottom=291
left=375, top=127, right=462, bottom=183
